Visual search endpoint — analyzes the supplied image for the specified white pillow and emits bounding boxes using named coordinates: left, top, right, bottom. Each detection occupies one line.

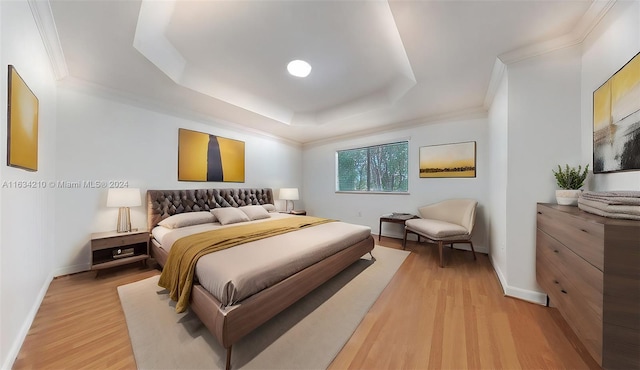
left=212, top=207, right=250, bottom=225
left=240, top=205, right=271, bottom=220
left=262, top=204, right=277, bottom=213
left=158, top=211, right=216, bottom=229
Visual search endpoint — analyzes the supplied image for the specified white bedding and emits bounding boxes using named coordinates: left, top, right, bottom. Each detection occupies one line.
left=153, top=213, right=371, bottom=306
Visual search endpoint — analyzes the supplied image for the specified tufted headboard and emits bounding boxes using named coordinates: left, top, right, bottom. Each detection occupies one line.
left=147, top=188, right=274, bottom=230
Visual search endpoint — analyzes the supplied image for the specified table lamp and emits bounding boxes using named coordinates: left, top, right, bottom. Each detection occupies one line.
left=279, top=188, right=299, bottom=213
left=107, top=188, right=141, bottom=232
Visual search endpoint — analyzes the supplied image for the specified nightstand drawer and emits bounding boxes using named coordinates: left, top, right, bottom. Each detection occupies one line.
left=91, top=232, right=148, bottom=251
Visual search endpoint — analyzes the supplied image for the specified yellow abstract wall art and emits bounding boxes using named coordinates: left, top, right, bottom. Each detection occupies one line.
left=593, top=51, right=640, bottom=173
left=419, top=141, right=476, bottom=178
left=178, top=128, right=245, bottom=182
left=7, top=65, right=38, bottom=171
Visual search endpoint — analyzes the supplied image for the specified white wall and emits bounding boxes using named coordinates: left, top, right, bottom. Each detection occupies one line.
left=581, top=0, right=640, bottom=191
left=54, top=86, right=303, bottom=275
left=488, top=68, right=508, bottom=283
left=0, top=1, right=58, bottom=368
left=303, top=117, right=490, bottom=254
left=504, top=45, right=583, bottom=302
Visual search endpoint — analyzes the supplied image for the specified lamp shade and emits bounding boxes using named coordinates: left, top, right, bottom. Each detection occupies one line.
left=279, top=188, right=299, bottom=201
left=107, top=188, right=141, bottom=208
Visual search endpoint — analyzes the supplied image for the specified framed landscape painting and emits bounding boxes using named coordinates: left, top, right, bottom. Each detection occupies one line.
left=593, top=51, right=640, bottom=173
left=7, top=65, right=39, bottom=171
left=178, top=128, right=245, bottom=182
left=419, top=141, right=476, bottom=178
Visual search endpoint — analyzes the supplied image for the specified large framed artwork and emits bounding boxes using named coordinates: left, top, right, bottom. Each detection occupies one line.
left=7, top=65, right=39, bottom=171
left=419, top=141, right=476, bottom=178
left=593, top=51, right=640, bottom=174
left=178, top=128, right=245, bottom=182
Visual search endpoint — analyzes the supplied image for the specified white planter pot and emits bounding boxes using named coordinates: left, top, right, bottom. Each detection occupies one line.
left=556, top=189, right=582, bottom=206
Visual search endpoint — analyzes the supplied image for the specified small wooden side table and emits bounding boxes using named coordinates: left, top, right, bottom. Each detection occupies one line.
left=379, top=213, right=419, bottom=241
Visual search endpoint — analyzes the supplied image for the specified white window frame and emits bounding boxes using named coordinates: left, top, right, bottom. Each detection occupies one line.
left=335, top=140, right=409, bottom=194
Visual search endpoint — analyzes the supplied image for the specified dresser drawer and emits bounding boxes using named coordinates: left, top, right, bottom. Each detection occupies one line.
left=536, top=229, right=603, bottom=364
left=537, top=229, right=603, bottom=315
left=537, top=204, right=604, bottom=271
left=536, top=203, right=640, bottom=368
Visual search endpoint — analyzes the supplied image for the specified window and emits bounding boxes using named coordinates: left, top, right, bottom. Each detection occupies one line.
left=337, top=141, right=408, bottom=193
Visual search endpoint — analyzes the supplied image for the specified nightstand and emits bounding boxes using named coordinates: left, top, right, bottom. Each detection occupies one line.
left=90, top=230, right=149, bottom=271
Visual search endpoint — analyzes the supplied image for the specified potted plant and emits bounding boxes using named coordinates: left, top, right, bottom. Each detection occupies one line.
left=552, top=164, right=589, bottom=205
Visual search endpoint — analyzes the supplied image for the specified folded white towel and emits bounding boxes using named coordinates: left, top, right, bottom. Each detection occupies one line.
left=580, top=191, right=640, bottom=206
left=578, top=198, right=640, bottom=216
left=578, top=202, right=640, bottom=220
left=582, top=191, right=640, bottom=198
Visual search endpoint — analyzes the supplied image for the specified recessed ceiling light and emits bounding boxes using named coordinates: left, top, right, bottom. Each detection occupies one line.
left=287, top=60, right=312, bottom=78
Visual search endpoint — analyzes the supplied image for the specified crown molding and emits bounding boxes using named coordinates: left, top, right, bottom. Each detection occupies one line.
left=570, top=0, right=617, bottom=44
left=498, top=33, right=579, bottom=65
left=498, top=0, right=616, bottom=65
left=61, top=76, right=487, bottom=150
left=28, top=0, right=68, bottom=80
left=483, top=0, right=617, bottom=109
left=57, top=76, right=302, bottom=148
left=483, top=58, right=506, bottom=110
left=303, top=106, right=487, bottom=149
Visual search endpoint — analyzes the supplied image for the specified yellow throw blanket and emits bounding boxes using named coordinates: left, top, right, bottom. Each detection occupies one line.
left=158, top=216, right=335, bottom=313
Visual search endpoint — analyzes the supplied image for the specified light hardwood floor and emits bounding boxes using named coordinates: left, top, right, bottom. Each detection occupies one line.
left=13, top=237, right=599, bottom=369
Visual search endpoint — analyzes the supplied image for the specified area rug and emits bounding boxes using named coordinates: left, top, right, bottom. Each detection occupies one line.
left=118, top=245, right=409, bottom=369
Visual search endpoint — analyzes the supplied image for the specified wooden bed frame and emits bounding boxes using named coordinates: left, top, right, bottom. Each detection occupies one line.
left=147, top=188, right=374, bottom=370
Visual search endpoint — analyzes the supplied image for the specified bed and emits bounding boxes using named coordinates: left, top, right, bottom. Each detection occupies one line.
left=146, top=188, right=374, bottom=370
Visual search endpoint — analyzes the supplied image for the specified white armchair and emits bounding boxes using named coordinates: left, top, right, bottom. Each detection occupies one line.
left=403, top=199, right=478, bottom=267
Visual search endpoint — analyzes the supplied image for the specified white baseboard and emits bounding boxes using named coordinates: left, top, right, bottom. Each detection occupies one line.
left=2, top=272, right=54, bottom=370
left=53, top=263, right=90, bottom=278
left=489, top=254, right=547, bottom=305
left=504, top=284, right=547, bottom=305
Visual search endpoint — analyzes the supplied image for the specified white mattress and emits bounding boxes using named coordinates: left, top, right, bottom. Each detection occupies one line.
left=152, top=213, right=371, bottom=306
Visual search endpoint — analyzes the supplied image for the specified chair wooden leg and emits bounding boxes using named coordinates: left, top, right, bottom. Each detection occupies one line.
left=402, top=228, right=408, bottom=249
left=469, top=241, right=476, bottom=260
left=438, top=241, right=444, bottom=268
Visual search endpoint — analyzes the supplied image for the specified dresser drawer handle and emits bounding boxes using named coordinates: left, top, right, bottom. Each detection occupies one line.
left=537, top=211, right=543, bottom=215
left=561, top=289, right=568, bottom=294
left=553, top=249, right=559, bottom=254
left=580, top=229, right=588, bottom=233
left=553, top=280, right=559, bottom=284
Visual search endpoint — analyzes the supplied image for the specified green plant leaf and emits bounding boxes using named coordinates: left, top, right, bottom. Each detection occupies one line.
left=552, top=164, right=589, bottom=189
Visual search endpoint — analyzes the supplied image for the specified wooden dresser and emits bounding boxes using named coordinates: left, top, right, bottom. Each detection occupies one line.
left=536, top=203, right=640, bottom=369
